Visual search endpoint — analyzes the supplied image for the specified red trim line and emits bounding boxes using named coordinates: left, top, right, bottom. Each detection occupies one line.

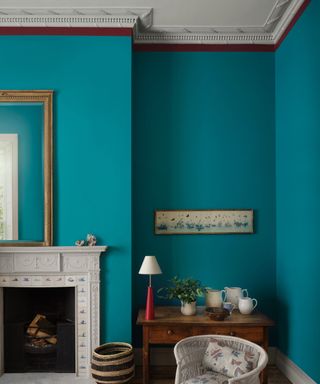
left=275, top=0, right=310, bottom=50
left=0, top=27, right=132, bottom=36
left=133, top=43, right=275, bottom=52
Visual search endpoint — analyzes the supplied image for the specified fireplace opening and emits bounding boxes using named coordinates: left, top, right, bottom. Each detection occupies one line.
left=4, top=287, right=75, bottom=373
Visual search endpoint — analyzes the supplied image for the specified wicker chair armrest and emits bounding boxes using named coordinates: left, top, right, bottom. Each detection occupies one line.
left=229, top=353, right=268, bottom=384
left=174, top=339, right=209, bottom=364
left=179, top=350, right=204, bottom=366
left=175, top=361, right=205, bottom=384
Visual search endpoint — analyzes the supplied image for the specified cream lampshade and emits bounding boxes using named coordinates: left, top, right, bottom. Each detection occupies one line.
left=139, top=255, right=162, bottom=277
left=139, top=255, right=162, bottom=320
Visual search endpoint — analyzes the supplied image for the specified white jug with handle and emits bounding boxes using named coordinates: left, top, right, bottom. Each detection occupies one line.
left=205, top=289, right=226, bottom=308
left=224, top=287, right=248, bottom=308
left=238, top=297, right=258, bottom=315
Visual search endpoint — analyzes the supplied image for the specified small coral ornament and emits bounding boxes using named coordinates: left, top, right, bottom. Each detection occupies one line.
left=86, top=233, right=97, bottom=246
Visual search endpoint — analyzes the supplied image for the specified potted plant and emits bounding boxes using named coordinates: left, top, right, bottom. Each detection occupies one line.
left=158, top=277, right=204, bottom=315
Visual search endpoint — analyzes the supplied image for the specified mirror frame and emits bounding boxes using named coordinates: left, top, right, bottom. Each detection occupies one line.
left=0, top=90, right=53, bottom=246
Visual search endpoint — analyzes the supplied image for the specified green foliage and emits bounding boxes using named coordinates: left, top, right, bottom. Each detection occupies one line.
left=158, top=276, right=205, bottom=304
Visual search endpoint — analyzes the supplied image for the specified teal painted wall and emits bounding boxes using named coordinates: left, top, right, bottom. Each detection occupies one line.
left=1, top=20, right=316, bottom=373
left=276, top=2, right=320, bottom=382
left=0, top=105, right=43, bottom=241
left=0, top=36, right=132, bottom=342
left=133, top=52, right=276, bottom=343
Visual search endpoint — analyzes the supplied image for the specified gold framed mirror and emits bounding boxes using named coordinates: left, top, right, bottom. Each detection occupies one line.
left=0, top=90, right=53, bottom=246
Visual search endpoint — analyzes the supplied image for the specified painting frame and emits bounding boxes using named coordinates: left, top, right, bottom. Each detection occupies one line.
left=154, top=209, right=254, bottom=235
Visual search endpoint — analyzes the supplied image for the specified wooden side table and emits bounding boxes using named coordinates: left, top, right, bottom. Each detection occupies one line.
left=137, top=306, right=274, bottom=384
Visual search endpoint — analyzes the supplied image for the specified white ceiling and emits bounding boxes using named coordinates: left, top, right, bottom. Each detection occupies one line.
left=0, top=0, right=306, bottom=46
left=0, top=0, right=279, bottom=26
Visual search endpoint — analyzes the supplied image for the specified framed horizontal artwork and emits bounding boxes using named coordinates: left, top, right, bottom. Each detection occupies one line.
left=154, top=209, right=254, bottom=235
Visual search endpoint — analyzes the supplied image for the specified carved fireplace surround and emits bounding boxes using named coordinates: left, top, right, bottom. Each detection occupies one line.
left=0, top=246, right=107, bottom=378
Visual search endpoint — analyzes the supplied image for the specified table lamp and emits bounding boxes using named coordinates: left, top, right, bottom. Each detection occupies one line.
left=139, top=255, right=162, bottom=320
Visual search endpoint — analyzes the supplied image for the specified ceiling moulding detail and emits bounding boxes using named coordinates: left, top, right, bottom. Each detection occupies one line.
left=0, top=8, right=153, bottom=29
left=133, top=31, right=275, bottom=45
left=0, top=0, right=308, bottom=47
left=272, top=0, right=306, bottom=43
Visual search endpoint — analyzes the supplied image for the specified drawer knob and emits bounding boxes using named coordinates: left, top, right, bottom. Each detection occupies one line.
left=167, top=330, right=174, bottom=335
left=229, top=332, right=235, bottom=336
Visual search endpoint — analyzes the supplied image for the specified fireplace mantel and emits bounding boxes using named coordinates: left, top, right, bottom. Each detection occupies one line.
left=0, top=246, right=107, bottom=377
left=0, top=246, right=107, bottom=253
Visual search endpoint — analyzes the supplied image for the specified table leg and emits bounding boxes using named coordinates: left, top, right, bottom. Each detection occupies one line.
left=143, top=327, right=150, bottom=384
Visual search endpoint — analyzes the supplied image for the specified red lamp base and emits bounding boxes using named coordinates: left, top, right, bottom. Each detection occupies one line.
left=145, top=286, right=154, bottom=320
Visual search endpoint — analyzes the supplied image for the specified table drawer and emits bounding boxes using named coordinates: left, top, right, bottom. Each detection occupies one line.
left=192, top=326, right=231, bottom=336
left=149, top=326, right=192, bottom=344
left=192, top=326, right=263, bottom=343
left=228, top=327, right=264, bottom=343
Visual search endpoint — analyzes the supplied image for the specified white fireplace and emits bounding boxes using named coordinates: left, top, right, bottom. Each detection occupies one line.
left=0, top=246, right=107, bottom=378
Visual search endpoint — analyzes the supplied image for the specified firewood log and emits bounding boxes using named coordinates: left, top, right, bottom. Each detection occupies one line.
left=36, top=329, right=51, bottom=338
left=38, top=317, right=55, bottom=333
left=46, top=336, right=58, bottom=345
left=27, top=314, right=46, bottom=336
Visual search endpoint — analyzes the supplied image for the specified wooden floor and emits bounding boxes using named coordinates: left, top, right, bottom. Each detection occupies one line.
left=268, top=366, right=292, bottom=384
left=133, top=365, right=292, bottom=384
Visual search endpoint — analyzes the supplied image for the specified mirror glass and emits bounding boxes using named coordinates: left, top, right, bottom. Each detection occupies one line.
left=0, top=91, right=52, bottom=246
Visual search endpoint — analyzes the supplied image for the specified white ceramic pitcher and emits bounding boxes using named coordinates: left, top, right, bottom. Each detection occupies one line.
left=224, top=287, right=248, bottom=308
left=205, top=289, right=226, bottom=308
left=238, top=297, right=258, bottom=315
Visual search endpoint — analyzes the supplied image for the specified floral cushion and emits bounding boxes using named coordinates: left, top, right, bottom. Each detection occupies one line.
left=202, top=339, right=260, bottom=378
left=184, top=372, right=229, bottom=384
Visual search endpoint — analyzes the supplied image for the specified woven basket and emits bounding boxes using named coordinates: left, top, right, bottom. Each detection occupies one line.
left=91, top=342, right=135, bottom=384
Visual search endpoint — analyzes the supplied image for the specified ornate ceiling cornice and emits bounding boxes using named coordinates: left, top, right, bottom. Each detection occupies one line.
left=0, top=7, right=153, bottom=29
left=0, top=1, right=308, bottom=48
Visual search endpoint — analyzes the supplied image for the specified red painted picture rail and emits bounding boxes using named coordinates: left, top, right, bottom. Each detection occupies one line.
left=133, top=44, right=275, bottom=52
left=0, top=27, right=132, bottom=36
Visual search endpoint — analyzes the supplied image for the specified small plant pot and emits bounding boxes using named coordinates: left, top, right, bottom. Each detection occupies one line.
left=181, top=301, right=196, bottom=316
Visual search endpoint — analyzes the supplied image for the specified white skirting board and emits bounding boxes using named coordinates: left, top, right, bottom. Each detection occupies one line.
left=134, top=347, right=316, bottom=384
left=276, top=350, right=316, bottom=384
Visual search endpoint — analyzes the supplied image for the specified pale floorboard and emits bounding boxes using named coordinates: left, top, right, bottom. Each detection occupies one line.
left=0, top=373, right=95, bottom=384
left=0, top=365, right=291, bottom=384
left=133, top=365, right=292, bottom=384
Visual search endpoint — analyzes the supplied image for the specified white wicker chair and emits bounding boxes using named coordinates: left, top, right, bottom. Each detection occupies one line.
left=174, top=335, right=268, bottom=384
